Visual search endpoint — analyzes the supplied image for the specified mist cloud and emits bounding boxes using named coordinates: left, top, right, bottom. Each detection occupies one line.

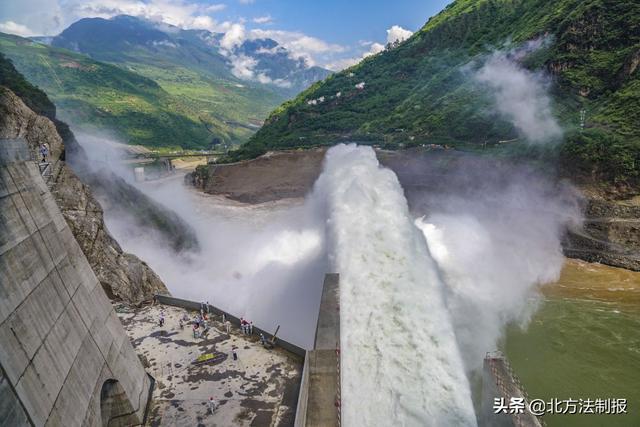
left=473, top=48, right=563, bottom=144
left=70, top=130, right=327, bottom=348
left=390, top=152, right=583, bottom=372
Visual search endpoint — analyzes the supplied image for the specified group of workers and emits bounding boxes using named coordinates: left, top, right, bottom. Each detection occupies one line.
left=153, top=303, right=279, bottom=418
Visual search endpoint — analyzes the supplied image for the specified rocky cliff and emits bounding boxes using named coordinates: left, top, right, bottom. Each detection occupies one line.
left=186, top=149, right=326, bottom=204
left=0, top=86, right=168, bottom=302
left=563, top=189, right=640, bottom=271
left=190, top=148, right=640, bottom=271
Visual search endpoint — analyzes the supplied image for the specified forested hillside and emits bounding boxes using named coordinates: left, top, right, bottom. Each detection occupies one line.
left=0, top=15, right=331, bottom=149
left=0, top=33, right=214, bottom=148
left=233, top=0, right=639, bottom=189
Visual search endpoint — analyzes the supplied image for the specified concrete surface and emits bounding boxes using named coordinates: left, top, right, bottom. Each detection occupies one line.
left=116, top=303, right=302, bottom=426
left=295, top=274, right=340, bottom=427
left=154, top=295, right=305, bottom=357
left=0, top=138, right=151, bottom=426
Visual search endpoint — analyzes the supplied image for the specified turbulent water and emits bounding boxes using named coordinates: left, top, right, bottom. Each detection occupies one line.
left=313, top=145, right=477, bottom=426
left=506, top=260, right=640, bottom=426
left=84, top=134, right=584, bottom=425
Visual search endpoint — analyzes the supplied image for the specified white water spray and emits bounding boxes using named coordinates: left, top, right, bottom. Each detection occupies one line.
left=314, top=144, right=477, bottom=426
left=413, top=175, right=581, bottom=372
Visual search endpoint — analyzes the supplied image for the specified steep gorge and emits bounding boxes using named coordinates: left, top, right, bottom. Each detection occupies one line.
left=0, top=83, right=168, bottom=303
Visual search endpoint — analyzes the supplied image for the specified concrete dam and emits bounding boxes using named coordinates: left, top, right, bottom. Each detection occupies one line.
left=0, top=137, right=541, bottom=426
left=0, top=139, right=152, bottom=426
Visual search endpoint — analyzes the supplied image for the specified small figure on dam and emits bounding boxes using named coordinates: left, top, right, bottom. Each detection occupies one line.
left=208, top=397, right=217, bottom=415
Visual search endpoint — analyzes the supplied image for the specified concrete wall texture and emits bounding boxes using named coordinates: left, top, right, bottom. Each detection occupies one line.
left=0, top=139, right=151, bottom=426
left=295, top=273, right=341, bottom=427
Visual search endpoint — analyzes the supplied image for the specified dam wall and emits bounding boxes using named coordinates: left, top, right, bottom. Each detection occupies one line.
left=0, top=139, right=152, bottom=426
left=295, top=273, right=341, bottom=427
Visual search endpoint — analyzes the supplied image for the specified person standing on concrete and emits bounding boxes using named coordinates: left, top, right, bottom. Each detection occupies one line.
left=249, top=321, right=253, bottom=335
left=225, top=320, right=231, bottom=334
left=260, top=333, right=266, bottom=346
left=208, top=397, right=217, bottom=414
left=232, top=347, right=238, bottom=361
left=206, top=301, right=210, bottom=315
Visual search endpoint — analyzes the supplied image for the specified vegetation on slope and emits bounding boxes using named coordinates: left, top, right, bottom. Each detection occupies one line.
left=0, top=52, right=200, bottom=249
left=0, top=33, right=214, bottom=148
left=49, top=16, right=289, bottom=146
left=231, top=0, right=640, bottom=189
left=0, top=51, right=56, bottom=119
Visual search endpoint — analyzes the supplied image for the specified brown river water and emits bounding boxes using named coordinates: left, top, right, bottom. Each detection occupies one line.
left=505, top=259, right=640, bottom=426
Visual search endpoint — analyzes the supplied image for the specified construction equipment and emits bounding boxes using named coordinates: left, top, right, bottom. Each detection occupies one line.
left=263, top=325, right=280, bottom=350
left=192, top=351, right=226, bottom=366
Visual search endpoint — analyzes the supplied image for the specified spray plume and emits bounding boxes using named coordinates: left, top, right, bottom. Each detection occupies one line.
left=314, top=144, right=477, bottom=426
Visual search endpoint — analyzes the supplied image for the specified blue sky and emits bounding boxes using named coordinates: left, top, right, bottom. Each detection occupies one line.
left=225, top=0, right=448, bottom=45
left=0, top=0, right=452, bottom=69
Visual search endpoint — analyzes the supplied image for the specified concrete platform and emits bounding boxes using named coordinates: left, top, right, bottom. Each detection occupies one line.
left=295, top=273, right=340, bottom=427
left=116, top=303, right=303, bottom=426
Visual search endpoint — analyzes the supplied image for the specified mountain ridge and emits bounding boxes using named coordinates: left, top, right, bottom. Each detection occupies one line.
left=50, top=15, right=331, bottom=97
left=231, top=0, right=639, bottom=191
left=0, top=14, right=332, bottom=148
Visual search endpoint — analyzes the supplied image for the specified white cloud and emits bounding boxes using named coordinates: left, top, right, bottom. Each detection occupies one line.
left=227, top=53, right=292, bottom=88
left=229, top=53, right=257, bottom=79
left=220, top=22, right=246, bottom=50
left=324, top=24, right=412, bottom=72
left=0, top=20, right=37, bottom=36
left=249, top=28, right=346, bottom=67
left=253, top=15, right=272, bottom=24
left=0, top=0, right=348, bottom=71
left=203, top=4, right=226, bottom=13
left=364, top=42, right=385, bottom=57
left=0, top=0, right=229, bottom=35
left=69, top=0, right=228, bottom=32
left=386, top=25, right=413, bottom=44
left=238, top=0, right=254, bottom=3
left=257, top=73, right=291, bottom=88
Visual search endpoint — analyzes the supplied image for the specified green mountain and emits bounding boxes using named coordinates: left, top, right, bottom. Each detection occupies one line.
left=51, top=16, right=330, bottom=98
left=0, top=51, right=199, bottom=250
left=0, top=32, right=223, bottom=148
left=234, top=0, right=640, bottom=188
left=0, top=15, right=331, bottom=149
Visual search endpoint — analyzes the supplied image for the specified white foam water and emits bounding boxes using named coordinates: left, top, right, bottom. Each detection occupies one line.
left=313, top=144, right=477, bottom=426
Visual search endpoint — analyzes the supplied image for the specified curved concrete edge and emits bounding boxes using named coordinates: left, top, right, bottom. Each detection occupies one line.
left=0, top=138, right=152, bottom=426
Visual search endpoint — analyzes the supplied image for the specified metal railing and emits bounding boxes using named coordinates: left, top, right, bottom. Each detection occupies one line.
left=485, top=351, right=545, bottom=427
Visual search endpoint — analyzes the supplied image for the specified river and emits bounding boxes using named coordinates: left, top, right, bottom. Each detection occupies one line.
left=505, top=259, right=640, bottom=426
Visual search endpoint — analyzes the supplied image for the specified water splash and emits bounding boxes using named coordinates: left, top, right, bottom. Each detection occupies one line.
left=313, top=144, right=477, bottom=426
